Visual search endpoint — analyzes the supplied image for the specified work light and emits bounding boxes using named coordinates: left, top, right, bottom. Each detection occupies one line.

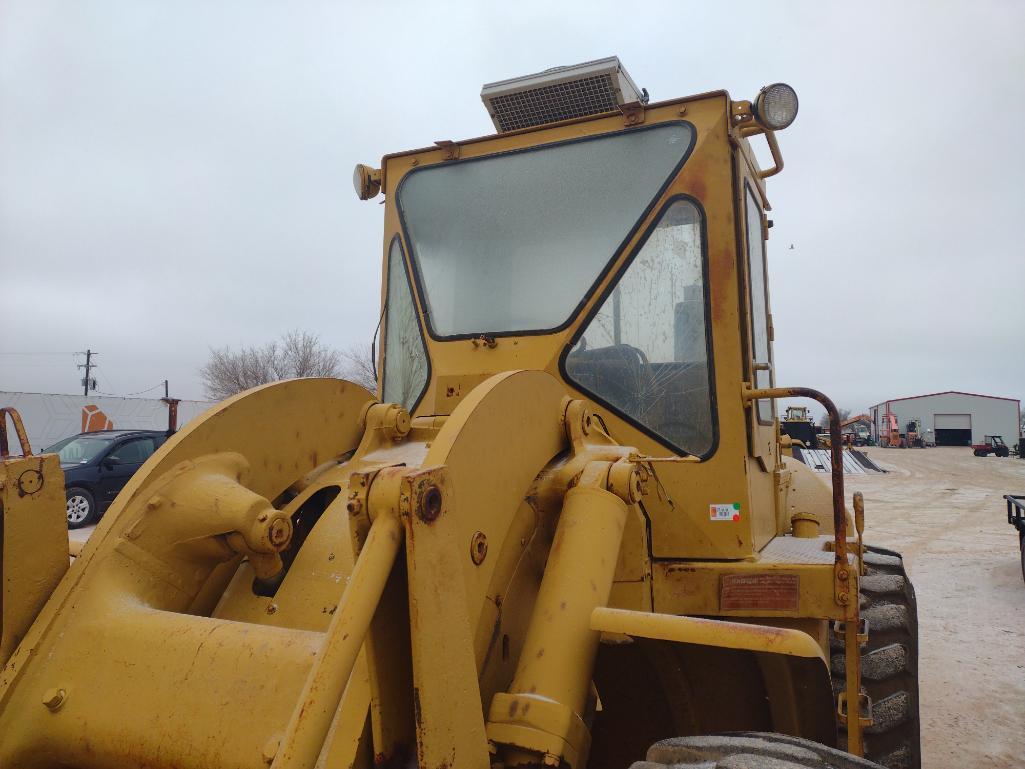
left=753, top=83, right=799, bottom=130
left=353, top=163, right=381, bottom=201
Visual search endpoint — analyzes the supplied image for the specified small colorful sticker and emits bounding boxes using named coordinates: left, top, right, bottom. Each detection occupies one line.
left=710, top=503, right=741, bottom=522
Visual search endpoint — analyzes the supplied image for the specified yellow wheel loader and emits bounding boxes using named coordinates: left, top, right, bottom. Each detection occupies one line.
left=0, top=58, right=919, bottom=769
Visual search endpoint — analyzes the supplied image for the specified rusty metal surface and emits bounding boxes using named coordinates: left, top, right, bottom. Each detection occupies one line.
left=744, top=386, right=847, bottom=567
left=0, top=451, right=69, bottom=666
left=161, top=397, right=180, bottom=432
left=0, top=407, right=32, bottom=457
left=743, top=385, right=867, bottom=753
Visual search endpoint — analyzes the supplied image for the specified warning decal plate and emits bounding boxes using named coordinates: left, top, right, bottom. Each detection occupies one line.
left=710, top=503, right=741, bottom=521
left=720, top=573, right=800, bottom=611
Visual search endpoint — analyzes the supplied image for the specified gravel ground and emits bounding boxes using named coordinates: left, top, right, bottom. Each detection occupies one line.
left=65, top=446, right=1025, bottom=767
left=849, top=447, right=1025, bottom=769
left=67, top=524, right=95, bottom=544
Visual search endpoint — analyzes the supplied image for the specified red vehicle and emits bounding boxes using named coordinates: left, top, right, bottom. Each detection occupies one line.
left=973, top=435, right=1010, bottom=457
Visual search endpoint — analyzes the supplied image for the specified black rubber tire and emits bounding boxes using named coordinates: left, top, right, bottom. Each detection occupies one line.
left=66, top=486, right=98, bottom=529
left=830, top=546, right=921, bottom=769
left=973, top=449, right=984, bottom=457
left=631, top=732, right=885, bottom=768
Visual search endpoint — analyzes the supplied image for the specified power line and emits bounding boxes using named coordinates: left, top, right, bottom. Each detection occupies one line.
left=0, top=362, right=75, bottom=368
left=0, top=351, right=79, bottom=356
left=93, top=382, right=168, bottom=398
left=97, top=368, right=118, bottom=397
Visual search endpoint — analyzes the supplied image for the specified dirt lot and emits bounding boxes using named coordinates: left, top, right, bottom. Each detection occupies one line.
left=67, top=524, right=94, bottom=545
left=852, top=447, right=1025, bottom=769
left=66, top=446, right=1025, bottom=767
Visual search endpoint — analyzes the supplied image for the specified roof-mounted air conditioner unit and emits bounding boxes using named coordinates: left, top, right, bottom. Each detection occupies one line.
left=481, top=56, right=647, bottom=133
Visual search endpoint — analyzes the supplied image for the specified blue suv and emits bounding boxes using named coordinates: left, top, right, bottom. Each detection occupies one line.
left=44, top=429, right=169, bottom=528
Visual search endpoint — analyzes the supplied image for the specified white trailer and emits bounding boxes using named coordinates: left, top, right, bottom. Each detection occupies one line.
left=0, top=391, right=213, bottom=451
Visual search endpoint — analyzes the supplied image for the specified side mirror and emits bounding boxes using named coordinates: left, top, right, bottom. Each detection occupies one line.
left=102, top=456, right=120, bottom=470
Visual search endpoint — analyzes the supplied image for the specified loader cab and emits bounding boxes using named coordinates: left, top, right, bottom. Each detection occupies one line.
left=362, top=58, right=799, bottom=561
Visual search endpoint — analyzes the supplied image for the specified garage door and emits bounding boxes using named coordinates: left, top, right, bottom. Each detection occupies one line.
left=935, top=414, right=972, bottom=446
left=935, top=414, right=971, bottom=429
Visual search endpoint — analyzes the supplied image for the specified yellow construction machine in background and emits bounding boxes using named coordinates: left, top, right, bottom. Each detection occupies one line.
left=0, top=58, right=919, bottom=769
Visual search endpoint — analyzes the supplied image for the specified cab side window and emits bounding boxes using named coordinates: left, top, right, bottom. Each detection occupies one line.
left=744, top=187, right=773, bottom=423
left=566, top=198, right=714, bottom=457
left=382, top=237, right=429, bottom=410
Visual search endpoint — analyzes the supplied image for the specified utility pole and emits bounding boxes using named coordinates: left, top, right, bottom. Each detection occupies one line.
left=78, top=349, right=97, bottom=395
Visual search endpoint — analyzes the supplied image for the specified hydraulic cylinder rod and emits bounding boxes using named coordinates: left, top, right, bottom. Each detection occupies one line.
left=511, top=485, right=628, bottom=712
left=490, top=483, right=629, bottom=766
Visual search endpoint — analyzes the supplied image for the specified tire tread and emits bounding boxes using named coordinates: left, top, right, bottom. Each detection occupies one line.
left=830, top=546, right=920, bottom=769
left=636, top=732, right=886, bottom=769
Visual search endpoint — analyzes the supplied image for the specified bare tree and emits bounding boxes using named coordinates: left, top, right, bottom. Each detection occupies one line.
left=200, top=331, right=341, bottom=400
left=819, top=408, right=851, bottom=429
left=274, top=330, right=342, bottom=380
left=340, top=343, right=378, bottom=393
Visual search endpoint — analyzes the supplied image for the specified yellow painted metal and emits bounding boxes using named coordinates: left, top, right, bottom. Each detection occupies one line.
left=400, top=466, right=491, bottom=769
left=0, top=379, right=375, bottom=768
left=508, top=485, right=624, bottom=715
left=652, top=542, right=849, bottom=621
left=421, top=369, right=568, bottom=626
left=410, top=370, right=570, bottom=767
left=272, top=511, right=404, bottom=769
left=313, top=652, right=373, bottom=769
left=488, top=482, right=630, bottom=768
left=853, top=490, right=867, bottom=575
left=376, top=92, right=789, bottom=563
left=590, top=607, right=827, bottom=661
left=0, top=451, right=68, bottom=666
left=0, top=75, right=883, bottom=768
left=791, top=512, right=821, bottom=539
left=781, top=455, right=839, bottom=535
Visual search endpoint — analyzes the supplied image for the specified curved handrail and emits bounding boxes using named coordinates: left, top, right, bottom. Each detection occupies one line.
left=0, top=407, right=33, bottom=458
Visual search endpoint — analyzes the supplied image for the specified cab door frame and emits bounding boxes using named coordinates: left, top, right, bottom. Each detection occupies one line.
left=734, top=144, right=777, bottom=467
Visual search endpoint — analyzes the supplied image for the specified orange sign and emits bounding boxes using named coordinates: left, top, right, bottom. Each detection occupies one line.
left=81, top=405, right=114, bottom=433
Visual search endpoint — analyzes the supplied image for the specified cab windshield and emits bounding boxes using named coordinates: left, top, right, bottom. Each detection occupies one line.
left=397, top=122, right=694, bottom=337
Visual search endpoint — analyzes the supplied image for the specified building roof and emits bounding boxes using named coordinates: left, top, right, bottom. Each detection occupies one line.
left=871, top=390, right=1020, bottom=409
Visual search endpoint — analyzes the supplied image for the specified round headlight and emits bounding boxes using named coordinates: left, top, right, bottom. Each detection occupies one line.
left=753, top=83, right=798, bottom=131
left=353, top=163, right=381, bottom=200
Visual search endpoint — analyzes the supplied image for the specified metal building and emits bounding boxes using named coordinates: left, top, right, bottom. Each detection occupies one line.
left=869, top=391, right=1021, bottom=447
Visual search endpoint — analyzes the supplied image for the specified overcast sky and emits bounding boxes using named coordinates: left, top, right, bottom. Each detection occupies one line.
left=2, top=1, right=1023, bottom=419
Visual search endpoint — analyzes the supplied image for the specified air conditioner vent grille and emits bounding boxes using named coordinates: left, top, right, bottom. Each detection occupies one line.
left=488, top=73, right=620, bottom=132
